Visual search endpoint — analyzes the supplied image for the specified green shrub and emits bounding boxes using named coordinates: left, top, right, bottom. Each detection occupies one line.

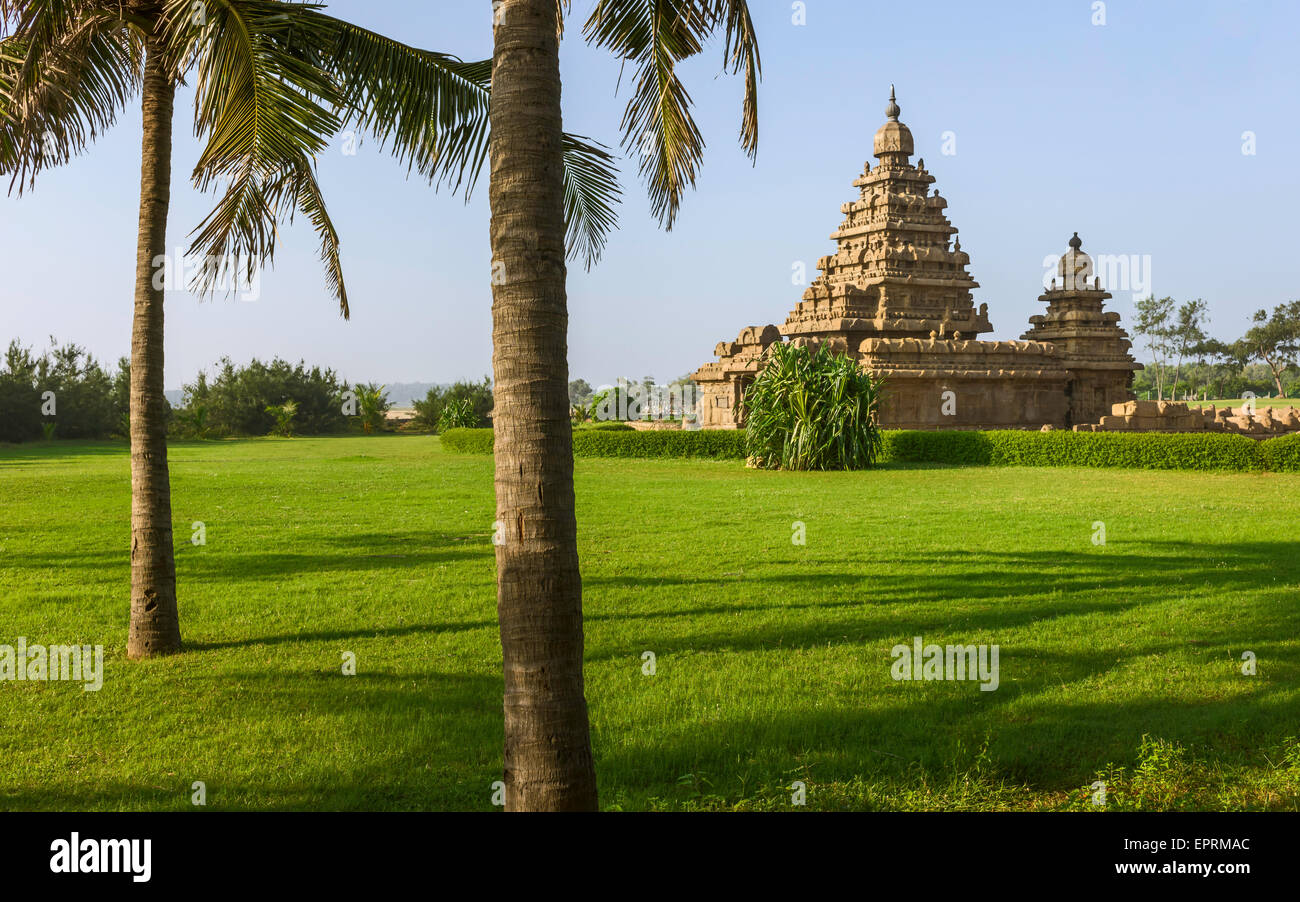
left=183, top=357, right=349, bottom=436
left=442, top=426, right=1298, bottom=472
left=440, top=427, right=747, bottom=460
left=436, top=398, right=479, bottom=432
left=572, top=429, right=747, bottom=460
left=883, top=430, right=1266, bottom=472
left=742, top=342, right=884, bottom=470
left=413, top=378, right=493, bottom=430
left=440, top=428, right=494, bottom=454
left=1262, top=434, right=1300, bottom=472
left=586, top=421, right=636, bottom=432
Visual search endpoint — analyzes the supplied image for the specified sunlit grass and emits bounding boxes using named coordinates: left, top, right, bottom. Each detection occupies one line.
left=1, top=436, right=1297, bottom=810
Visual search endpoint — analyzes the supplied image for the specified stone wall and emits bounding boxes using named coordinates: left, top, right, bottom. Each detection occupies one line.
left=1075, top=400, right=1300, bottom=436
left=858, top=337, right=1070, bottom=429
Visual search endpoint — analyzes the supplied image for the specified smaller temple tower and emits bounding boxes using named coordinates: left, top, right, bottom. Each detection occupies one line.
left=1021, top=233, right=1142, bottom=426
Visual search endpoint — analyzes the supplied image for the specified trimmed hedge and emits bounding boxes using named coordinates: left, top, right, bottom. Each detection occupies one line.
left=440, top=428, right=495, bottom=454
left=440, top=427, right=746, bottom=460
left=1261, top=433, right=1300, bottom=472
left=443, top=426, right=1300, bottom=473
left=882, top=430, right=1266, bottom=472
left=573, top=429, right=746, bottom=459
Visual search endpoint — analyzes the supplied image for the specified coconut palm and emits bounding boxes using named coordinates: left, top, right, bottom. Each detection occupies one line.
left=351, top=0, right=760, bottom=810
left=0, top=0, right=512, bottom=658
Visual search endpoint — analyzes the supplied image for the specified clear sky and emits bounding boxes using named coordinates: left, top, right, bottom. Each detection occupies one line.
left=2, top=0, right=1296, bottom=391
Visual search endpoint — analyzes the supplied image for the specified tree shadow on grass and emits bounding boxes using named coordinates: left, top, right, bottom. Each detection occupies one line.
left=593, top=675, right=1299, bottom=809
left=185, top=619, right=498, bottom=652
left=0, top=670, right=502, bottom=812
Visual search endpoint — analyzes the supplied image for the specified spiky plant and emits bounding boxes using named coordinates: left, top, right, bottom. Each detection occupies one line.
left=436, top=397, right=478, bottom=433
left=742, top=342, right=884, bottom=471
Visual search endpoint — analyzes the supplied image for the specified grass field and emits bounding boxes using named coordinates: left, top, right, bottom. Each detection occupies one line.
left=2, top=436, right=1299, bottom=811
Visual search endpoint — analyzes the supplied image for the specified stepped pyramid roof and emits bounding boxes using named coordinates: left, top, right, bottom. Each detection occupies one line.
left=784, top=88, right=992, bottom=343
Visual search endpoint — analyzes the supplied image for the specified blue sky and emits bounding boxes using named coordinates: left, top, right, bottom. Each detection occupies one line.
left=2, top=0, right=1296, bottom=391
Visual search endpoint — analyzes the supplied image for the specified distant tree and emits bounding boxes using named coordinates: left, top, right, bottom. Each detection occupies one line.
left=413, top=378, right=493, bottom=430
left=354, top=383, right=390, bottom=434
left=0, top=340, right=41, bottom=443
left=1133, top=296, right=1175, bottom=400
left=1169, top=299, right=1208, bottom=400
left=35, top=339, right=116, bottom=439
left=1238, top=302, right=1300, bottom=397
left=183, top=358, right=348, bottom=436
left=265, top=399, right=298, bottom=437
left=568, top=379, right=593, bottom=407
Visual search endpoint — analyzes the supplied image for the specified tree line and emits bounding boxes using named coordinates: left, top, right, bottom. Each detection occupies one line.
left=0, top=339, right=492, bottom=442
left=1130, top=298, right=1300, bottom=401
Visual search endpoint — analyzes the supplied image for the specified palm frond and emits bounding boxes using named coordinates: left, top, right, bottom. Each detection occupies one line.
left=582, top=0, right=759, bottom=228
left=316, top=14, right=621, bottom=266
left=164, top=0, right=348, bottom=311
left=563, top=133, right=621, bottom=270
left=0, top=8, right=141, bottom=194
left=314, top=15, right=491, bottom=197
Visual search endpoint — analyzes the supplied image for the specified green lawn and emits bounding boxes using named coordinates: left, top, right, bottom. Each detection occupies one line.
left=2, top=436, right=1298, bottom=811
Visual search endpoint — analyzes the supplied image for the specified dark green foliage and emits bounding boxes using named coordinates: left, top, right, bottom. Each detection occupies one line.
left=741, top=342, right=883, bottom=470
left=883, top=430, right=1267, bottom=472
left=413, top=377, right=493, bottom=431
left=436, top=398, right=478, bottom=432
left=36, top=340, right=117, bottom=440
left=441, top=427, right=748, bottom=460
left=353, top=383, right=390, bottom=434
left=573, top=429, right=748, bottom=459
left=585, top=421, right=635, bottom=432
left=181, top=357, right=349, bottom=437
left=0, top=341, right=43, bottom=443
left=439, top=428, right=495, bottom=454
left=443, top=426, right=1300, bottom=473
left=1261, top=434, right=1300, bottom=472
left=0, top=339, right=120, bottom=442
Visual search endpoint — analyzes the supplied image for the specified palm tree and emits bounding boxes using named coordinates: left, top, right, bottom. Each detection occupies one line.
left=352, top=0, right=760, bottom=810
left=0, top=1, right=494, bottom=658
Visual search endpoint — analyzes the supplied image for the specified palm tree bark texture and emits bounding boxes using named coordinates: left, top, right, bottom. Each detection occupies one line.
left=488, top=0, right=599, bottom=811
left=127, top=29, right=181, bottom=659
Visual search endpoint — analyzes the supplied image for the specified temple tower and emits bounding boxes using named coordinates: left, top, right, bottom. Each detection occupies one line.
left=691, top=88, right=1072, bottom=431
left=1021, top=234, right=1142, bottom=425
left=783, top=86, right=993, bottom=345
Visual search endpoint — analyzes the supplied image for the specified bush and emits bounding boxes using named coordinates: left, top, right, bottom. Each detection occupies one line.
left=440, top=428, right=494, bottom=454
left=440, top=427, right=747, bottom=460
left=584, top=421, right=636, bottom=432
left=883, top=430, right=1266, bottom=472
left=436, top=398, right=479, bottom=432
left=573, top=429, right=747, bottom=460
left=0, top=341, right=43, bottom=443
left=742, top=342, right=884, bottom=470
left=413, top=378, right=493, bottom=431
left=443, top=426, right=1300, bottom=472
left=182, top=357, right=349, bottom=436
left=0, top=339, right=122, bottom=442
left=1262, top=434, right=1300, bottom=472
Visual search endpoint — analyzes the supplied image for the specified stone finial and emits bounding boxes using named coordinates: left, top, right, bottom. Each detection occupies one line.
left=886, top=84, right=900, bottom=121
left=1069, top=231, right=1082, bottom=251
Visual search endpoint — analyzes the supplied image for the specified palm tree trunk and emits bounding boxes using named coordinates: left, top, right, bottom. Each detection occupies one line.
left=127, top=34, right=181, bottom=660
left=488, top=0, right=597, bottom=811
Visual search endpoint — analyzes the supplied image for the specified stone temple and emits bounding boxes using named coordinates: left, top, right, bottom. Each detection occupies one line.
left=692, top=88, right=1141, bottom=431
